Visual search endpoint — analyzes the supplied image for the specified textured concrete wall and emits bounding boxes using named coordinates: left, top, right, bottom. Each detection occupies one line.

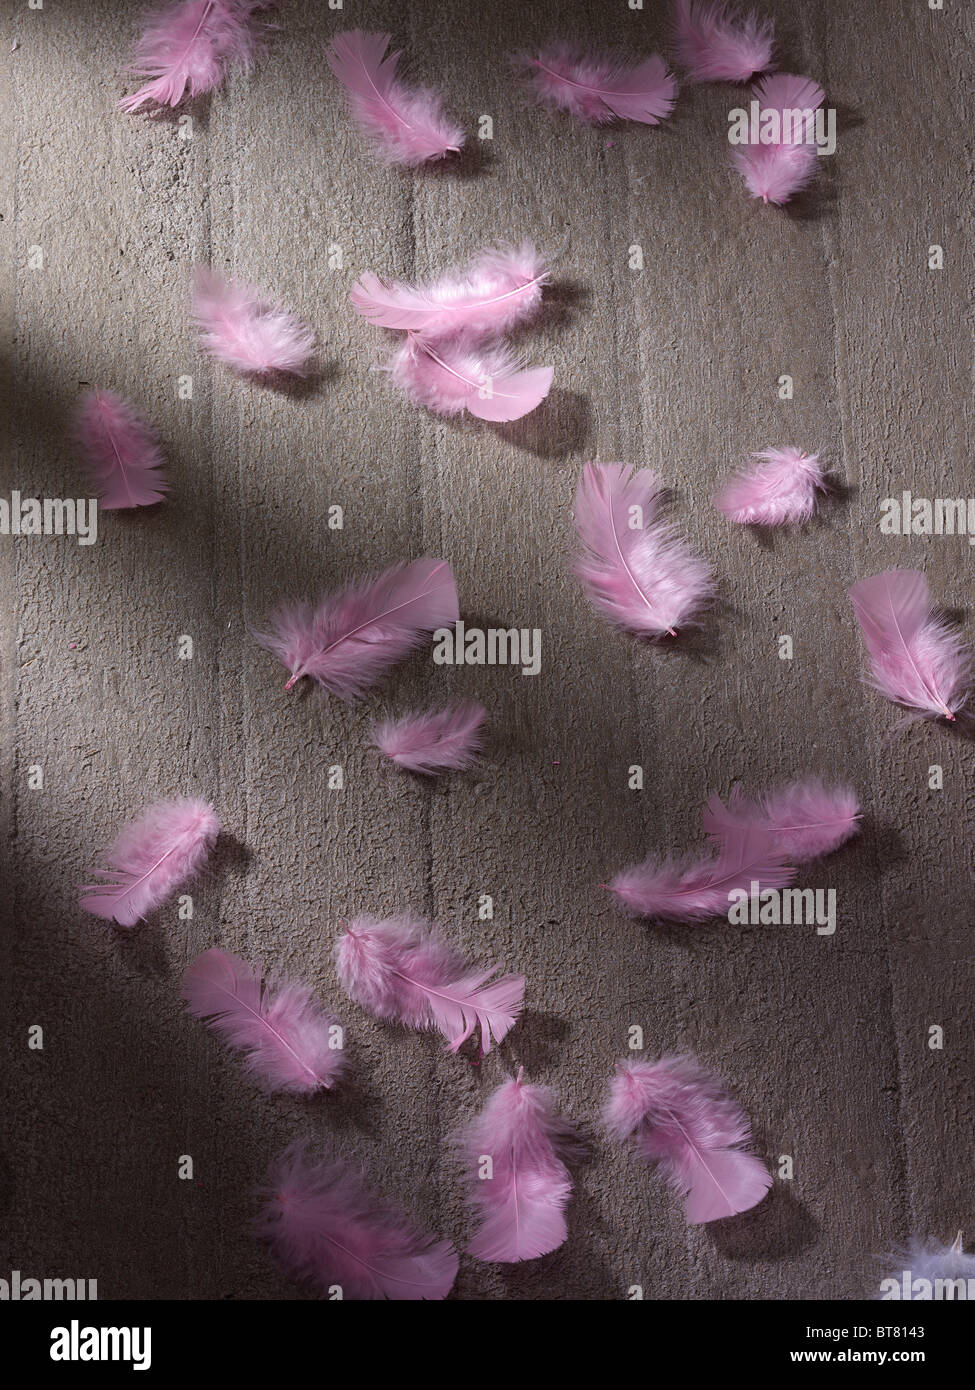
left=2, top=0, right=972, bottom=1300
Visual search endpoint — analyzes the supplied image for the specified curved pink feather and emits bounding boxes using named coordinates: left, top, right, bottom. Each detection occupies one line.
left=519, top=44, right=677, bottom=125
left=73, top=389, right=168, bottom=509
left=181, top=947, right=346, bottom=1093
left=192, top=266, right=315, bottom=377
left=604, top=1055, right=772, bottom=1224
left=372, top=701, right=487, bottom=775
left=119, top=0, right=269, bottom=113
left=731, top=73, right=824, bottom=205
left=672, top=0, right=774, bottom=83
left=714, top=447, right=825, bottom=525
left=80, top=797, right=220, bottom=927
left=334, top=914, right=523, bottom=1055
left=326, top=29, right=465, bottom=165
left=702, top=779, right=860, bottom=862
left=259, top=1144, right=458, bottom=1300
left=388, top=336, right=553, bottom=422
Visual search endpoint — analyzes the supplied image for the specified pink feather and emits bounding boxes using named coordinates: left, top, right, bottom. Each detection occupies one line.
left=334, top=914, right=524, bottom=1055
left=372, top=701, right=487, bottom=775
left=608, top=821, right=794, bottom=922
left=713, top=447, right=826, bottom=525
left=119, top=0, right=269, bottom=113
left=181, top=947, right=346, bottom=1094
left=255, top=558, right=458, bottom=701
left=605, top=1055, right=772, bottom=1224
left=518, top=44, right=677, bottom=125
left=671, top=0, right=774, bottom=83
left=258, top=1144, right=458, bottom=1300
left=459, top=1069, right=580, bottom=1263
left=192, top=266, right=315, bottom=378
left=573, top=462, right=715, bottom=639
left=702, top=778, right=861, bottom=862
left=351, top=242, right=549, bottom=341
left=731, top=73, right=824, bottom=205
left=326, top=30, right=465, bottom=166
left=80, top=797, right=220, bottom=927
left=388, top=335, right=553, bottom=422
left=848, top=569, right=972, bottom=723
left=73, top=389, right=168, bottom=509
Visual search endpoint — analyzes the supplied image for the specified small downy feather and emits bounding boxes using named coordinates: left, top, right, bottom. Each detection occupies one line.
left=849, top=569, right=972, bottom=723
left=459, top=1069, right=580, bottom=1263
left=258, top=1144, right=458, bottom=1300
left=604, top=1055, right=772, bottom=1223
left=703, top=778, right=861, bottom=862
left=326, top=29, right=465, bottom=166
left=73, top=389, right=168, bottom=509
left=388, top=335, right=553, bottom=423
left=573, top=462, right=715, bottom=639
left=192, top=266, right=315, bottom=378
left=334, top=914, right=524, bottom=1055
left=731, top=73, right=824, bottom=205
left=372, top=701, right=487, bottom=775
left=181, top=947, right=346, bottom=1094
left=351, top=242, right=549, bottom=341
left=714, top=447, right=826, bottom=526
left=672, top=0, right=774, bottom=84
left=608, top=821, right=794, bottom=922
left=877, top=1233, right=975, bottom=1299
left=518, top=44, right=677, bottom=125
left=255, top=558, right=458, bottom=701
left=120, top=0, right=270, bottom=113
left=80, top=797, right=220, bottom=927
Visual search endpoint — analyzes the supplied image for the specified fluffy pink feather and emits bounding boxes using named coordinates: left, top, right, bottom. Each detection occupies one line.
left=372, top=701, right=487, bottom=775
left=351, top=242, right=549, bottom=341
left=608, top=821, right=794, bottom=922
left=605, top=1056, right=772, bottom=1223
left=73, top=389, right=168, bottom=509
left=181, top=947, right=346, bottom=1094
left=672, top=0, right=774, bottom=83
left=573, top=462, right=715, bottom=639
left=119, top=0, right=269, bottom=113
left=519, top=44, right=677, bottom=125
left=255, top=558, right=458, bottom=701
left=714, top=447, right=825, bottom=525
left=388, top=335, right=553, bottom=422
left=702, top=778, right=861, bottom=862
left=459, top=1069, right=580, bottom=1263
left=326, top=29, right=465, bottom=165
left=258, top=1144, right=458, bottom=1300
left=334, top=914, right=524, bottom=1055
left=192, top=266, right=315, bottom=378
left=848, top=569, right=971, bottom=723
left=731, top=73, right=824, bottom=205
left=80, top=797, right=220, bottom=927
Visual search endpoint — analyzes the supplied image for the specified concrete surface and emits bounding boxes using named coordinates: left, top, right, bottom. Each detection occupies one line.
left=2, top=0, right=973, bottom=1300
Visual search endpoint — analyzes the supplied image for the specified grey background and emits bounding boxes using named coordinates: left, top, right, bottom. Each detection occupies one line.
left=2, top=0, right=973, bottom=1301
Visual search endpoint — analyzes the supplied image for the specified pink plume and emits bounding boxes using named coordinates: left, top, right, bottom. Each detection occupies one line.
left=372, top=701, right=487, bottom=775
left=351, top=242, right=549, bottom=341
left=702, top=778, right=861, bottom=862
left=388, top=335, right=553, bottom=422
left=181, top=947, right=346, bottom=1094
left=608, top=821, right=794, bottom=922
left=848, top=569, right=972, bottom=723
left=80, top=797, right=220, bottom=927
left=258, top=1144, right=458, bottom=1300
left=518, top=44, right=677, bottom=125
left=119, top=0, right=269, bottom=113
left=731, top=73, right=824, bottom=205
left=334, top=914, right=524, bottom=1055
left=255, top=558, right=458, bottom=701
left=573, top=462, right=715, bottom=639
left=714, top=447, right=826, bottom=525
left=326, top=29, right=465, bottom=166
left=605, top=1056, right=772, bottom=1223
left=73, top=389, right=168, bottom=509
left=458, top=1069, right=580, bottom=1263
left=672, top=1, right=774, bottom=83
left=192, top=266, right=315, bottom=378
